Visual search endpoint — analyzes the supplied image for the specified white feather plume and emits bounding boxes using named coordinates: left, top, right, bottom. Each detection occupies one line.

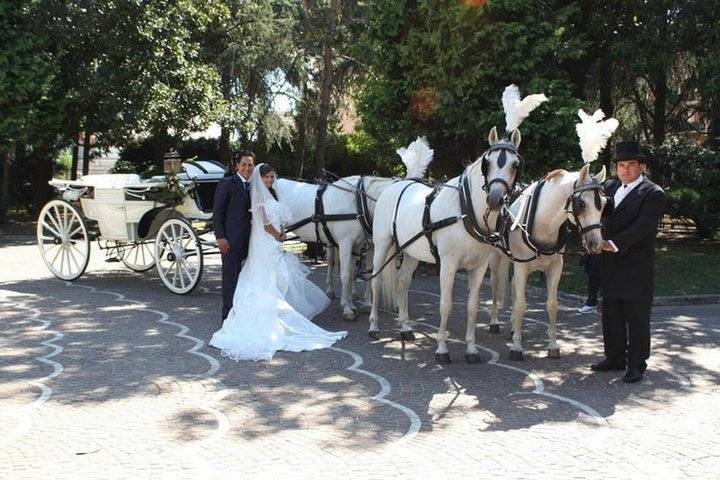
left=575, top=109, right=619, bottom=163
left=397, top=137, right=434, bottom=178
left=502, top=84, right=548, bottom=132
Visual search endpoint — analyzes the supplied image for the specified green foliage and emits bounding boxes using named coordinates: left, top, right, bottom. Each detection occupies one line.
left=648, top=137, right=720, bottom=239
left=54, top=148, right=73, bottom=179
left=356, top=0, right=587, bottom=178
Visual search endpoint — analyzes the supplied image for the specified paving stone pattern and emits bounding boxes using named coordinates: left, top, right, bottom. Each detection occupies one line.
left=1, top=242, right=719, bottom=479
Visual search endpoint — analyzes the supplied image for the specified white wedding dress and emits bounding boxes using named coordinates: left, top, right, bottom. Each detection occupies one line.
left=210, top=165, right=346, bottom=361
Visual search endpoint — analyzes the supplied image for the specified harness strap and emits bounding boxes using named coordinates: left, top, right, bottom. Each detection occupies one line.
left=460, top=171, right=500, bottom=245
left=356, top=176, right=373, bottom=235
left=393, top=182, right=417, bottom=251
left=423, top=187, right=442, bottom=267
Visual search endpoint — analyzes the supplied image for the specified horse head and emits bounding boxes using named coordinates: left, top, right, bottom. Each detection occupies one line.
left=567, top=163, right=607, bottom=254
left=483, top=126, right=522, bottom=210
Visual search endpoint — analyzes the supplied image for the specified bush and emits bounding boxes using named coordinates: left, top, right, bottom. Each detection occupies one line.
left=54, top=147, right=72, bottom=179
left=648, top=138, right=720, bottom=239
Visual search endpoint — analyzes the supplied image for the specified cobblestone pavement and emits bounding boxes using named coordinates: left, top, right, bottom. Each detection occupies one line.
left=1, top=240, right=719, bottom=479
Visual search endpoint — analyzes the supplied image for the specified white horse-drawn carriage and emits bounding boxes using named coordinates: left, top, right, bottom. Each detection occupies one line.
left=37, top=160, right=226, bottom=294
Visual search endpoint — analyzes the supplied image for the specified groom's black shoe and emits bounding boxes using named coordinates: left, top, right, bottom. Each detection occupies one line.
left=622, top=366, right=644, bottom=383
left=590, top=358, right=626, bottom=372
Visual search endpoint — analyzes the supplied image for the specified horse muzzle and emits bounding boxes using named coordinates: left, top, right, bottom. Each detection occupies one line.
left=487, top=184, right=506, bottom=211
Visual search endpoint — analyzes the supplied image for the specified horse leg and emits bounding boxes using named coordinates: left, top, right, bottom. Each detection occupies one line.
left=489, top=253, right=501, bottom=334
left=435, top=260, right=458, bottom=364
left=465, top=262, right=488, bottom=364
left=396, top=255, right=419, bottom=341
left=356, top=244, right=374, bottom=314
left=509, top=263, right=530, bottom=361
left=545, top=256, right=563, bottom=358
left=338, top=240, right=356, bottom=320
left=368, top=238, right=393, bottom=339
left=325, top=246, right=337, bottom=299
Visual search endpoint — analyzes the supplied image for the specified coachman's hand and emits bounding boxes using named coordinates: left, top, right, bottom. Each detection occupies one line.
left=217, top=238, right=231, bottom=254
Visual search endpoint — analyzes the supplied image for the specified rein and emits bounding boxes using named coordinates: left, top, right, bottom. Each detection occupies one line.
left=497, top=177, right=605, bottom=263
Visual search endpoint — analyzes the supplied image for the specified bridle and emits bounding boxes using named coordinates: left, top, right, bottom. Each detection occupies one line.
left=480, top=141, right=523, bottom=196
left=564, top=177, right=605, bottom=238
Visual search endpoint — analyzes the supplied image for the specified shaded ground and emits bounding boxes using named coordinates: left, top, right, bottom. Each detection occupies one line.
left=1, top=240, right=719, bottom=479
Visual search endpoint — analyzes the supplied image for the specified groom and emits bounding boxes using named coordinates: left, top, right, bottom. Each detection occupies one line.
left=213, top=150, right=255, bottom=320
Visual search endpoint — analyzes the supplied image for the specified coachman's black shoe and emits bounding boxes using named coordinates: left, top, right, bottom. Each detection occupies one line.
left=590, top=358, right=626, bottom=372
left=622, top=367, right=644, bottom=383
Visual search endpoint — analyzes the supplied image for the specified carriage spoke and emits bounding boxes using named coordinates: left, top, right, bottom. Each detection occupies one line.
left=48, top=207, right=64, bottom=234
left=178, top=262, right=186, bottom=289
left=171, top=262, right=179, bottom=287
left=53, top=205, right=66, bottom=234
left=67, top=245, right=81, bottom=271
left=42, top=220, right=62, bottom=238
left=67, top=224, right=84, bottom=239
left=69, top=242, right=85, bottom=259
left=50, top=243, right=63, bottom=267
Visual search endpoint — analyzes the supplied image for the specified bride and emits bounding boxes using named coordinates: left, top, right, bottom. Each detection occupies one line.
left=209, top=163, right=347, bottom=361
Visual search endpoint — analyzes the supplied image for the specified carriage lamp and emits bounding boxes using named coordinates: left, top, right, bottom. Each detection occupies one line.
left=163, top=150, right=182, bottom=173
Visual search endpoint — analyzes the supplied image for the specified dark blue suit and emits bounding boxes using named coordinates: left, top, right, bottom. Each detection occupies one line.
left=213, top=174, right=252, bottom=319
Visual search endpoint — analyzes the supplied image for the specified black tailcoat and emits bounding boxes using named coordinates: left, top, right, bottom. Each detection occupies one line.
left=600, top=176, right=666, bottom=301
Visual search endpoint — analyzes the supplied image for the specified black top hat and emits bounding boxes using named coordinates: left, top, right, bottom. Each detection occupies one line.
left=615, top=141, right=647, bottom=163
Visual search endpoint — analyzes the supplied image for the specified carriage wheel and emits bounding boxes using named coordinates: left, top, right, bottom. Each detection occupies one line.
left=36, top=200, right=90, bottom=281
left=154, top=218, right=203, bottom=295
left=121, top=242, right=156, bottom=272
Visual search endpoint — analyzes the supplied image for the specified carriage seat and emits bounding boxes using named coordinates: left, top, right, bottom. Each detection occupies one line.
left=78, top=174, right=144, bottom=188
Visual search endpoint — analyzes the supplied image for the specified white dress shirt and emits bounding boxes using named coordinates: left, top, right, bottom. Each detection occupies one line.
left=608, top=175, right=644, bottom=252
left=237, top=173, right=250, bottom=189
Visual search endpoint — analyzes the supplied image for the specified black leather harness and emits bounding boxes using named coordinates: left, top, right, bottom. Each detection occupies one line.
left=284, top=177, right=374, bottom=247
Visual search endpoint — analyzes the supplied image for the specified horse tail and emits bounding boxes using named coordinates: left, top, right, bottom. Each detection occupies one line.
left=375, top=247, right=399, bottom=310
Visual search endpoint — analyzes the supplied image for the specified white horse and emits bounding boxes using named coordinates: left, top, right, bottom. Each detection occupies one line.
left=368, top=127, right=523, bottom=364
left=488, top=164, right=607, bottom=360
left=276, top=175, right=393, bottom=320
left=276, top=139, right=433, bottom=320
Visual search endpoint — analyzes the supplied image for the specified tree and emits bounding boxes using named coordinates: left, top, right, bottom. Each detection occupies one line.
left=357, top=0, right=587, bottom=177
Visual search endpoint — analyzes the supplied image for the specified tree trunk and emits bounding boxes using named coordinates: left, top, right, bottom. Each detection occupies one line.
left=31, top=145, right=54, bottom=215
left=709, top=93, right=720, bottom=150
left=219, top=68, right=233, bottom=172
left=598, top=51, right=614, bottom=170
left=296, top=78, right=308, bottom=177
left=0, top=146, right=11, bottom=224
left=152, top=130, right=171, bottom=172
left=71, top=133, right=80, bottom=180
left=81, top=130, right=92, bottom=176
left=314, top=0, right=340, bottom=177
left=219, top=126, right=232, bottom=172
left=651, top=63, right=667, bottom=146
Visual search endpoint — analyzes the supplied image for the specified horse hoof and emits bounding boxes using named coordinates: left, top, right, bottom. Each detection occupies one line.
left=356, top=304, right=371, bottom=314
left=489, top=324, right=500, bottom=334
left=465, top=353, right=483, bottom=364
left=400, top=330, right=415, bottom=341
left=547, top=348, right=561, bottom=359
left=368, top=330, right=380, bottom=340
left=343, top=311, right=356, bottom=321
left=435, top=353, right=452, bottom=364
left=508, top=349, right=524, bottom=361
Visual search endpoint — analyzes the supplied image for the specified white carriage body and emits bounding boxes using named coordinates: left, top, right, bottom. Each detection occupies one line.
left=48, top=161, right=226, bottom=242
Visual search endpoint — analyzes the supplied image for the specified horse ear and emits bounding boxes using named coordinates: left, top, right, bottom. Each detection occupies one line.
left=578, top=163, right=591, bottom=182
left=593, top=165, right=607, bottom=183
left=510, top=128, right=521, bottom=148
left=488, top=126, right=499, bottom=145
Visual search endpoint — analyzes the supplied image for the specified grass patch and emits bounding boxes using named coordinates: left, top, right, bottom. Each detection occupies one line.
left=530, top=240, right=720, bottom=296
